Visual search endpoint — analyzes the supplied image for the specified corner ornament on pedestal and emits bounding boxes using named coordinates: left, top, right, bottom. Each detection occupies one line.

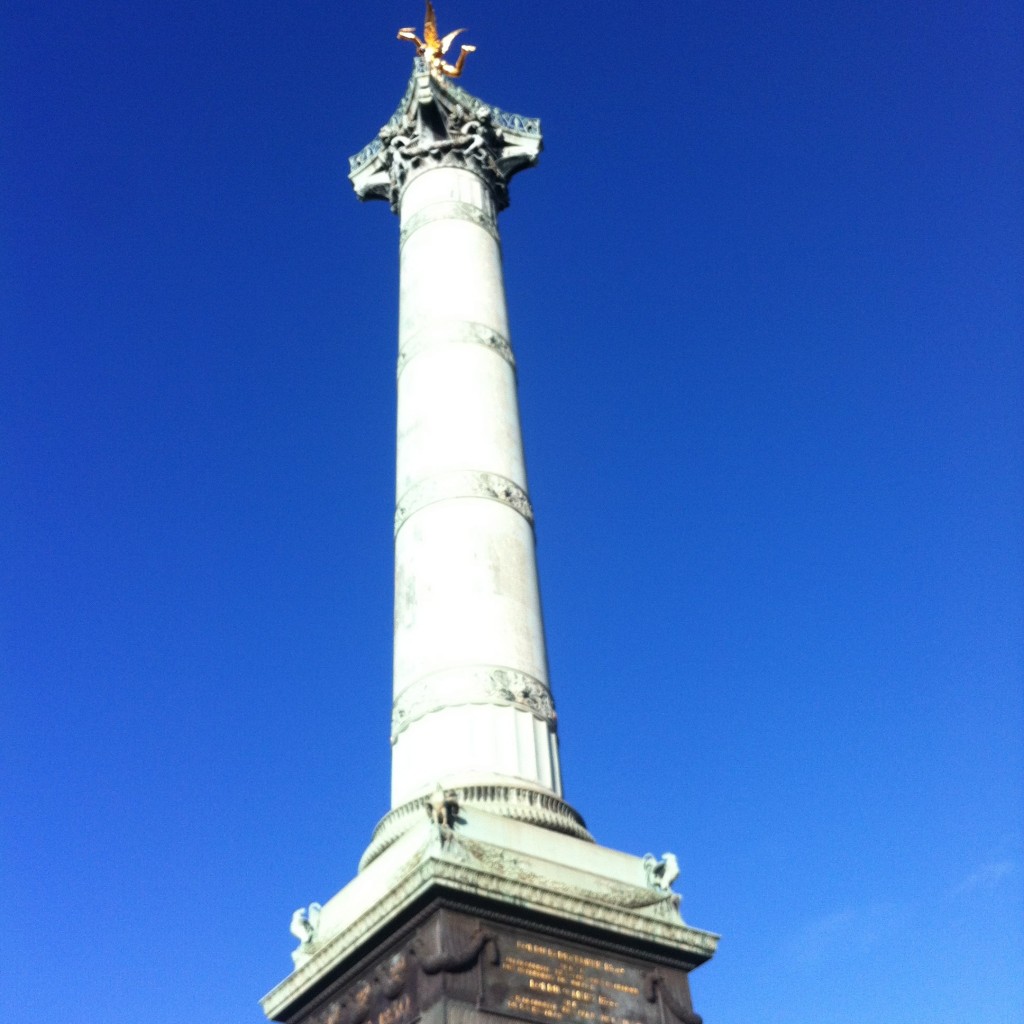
left=290, top=903, right=322, bottom=950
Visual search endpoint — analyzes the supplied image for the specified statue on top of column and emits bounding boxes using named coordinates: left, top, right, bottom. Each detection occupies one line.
left=350, top=15, right=541, bottom=212
left=397, top=2, right=477, bottom=79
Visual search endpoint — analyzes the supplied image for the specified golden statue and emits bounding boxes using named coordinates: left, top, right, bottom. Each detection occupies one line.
left=397, top=2, right=476, bottom=79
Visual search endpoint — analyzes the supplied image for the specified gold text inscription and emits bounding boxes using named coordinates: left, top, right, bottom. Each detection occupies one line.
left=498, top=941, right=644, bottom=1024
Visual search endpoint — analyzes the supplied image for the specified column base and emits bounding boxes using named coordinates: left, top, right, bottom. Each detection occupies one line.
left=360, top=783, right=592, bottom=871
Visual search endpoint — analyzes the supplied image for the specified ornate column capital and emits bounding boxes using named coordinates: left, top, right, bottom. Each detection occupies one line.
left=349, top=61, right=542, bottom=212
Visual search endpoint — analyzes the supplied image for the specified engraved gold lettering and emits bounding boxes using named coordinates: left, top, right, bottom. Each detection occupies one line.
left=529, top=980, right=561, bottom=995
left=499, top=938, right=646, bottom=1024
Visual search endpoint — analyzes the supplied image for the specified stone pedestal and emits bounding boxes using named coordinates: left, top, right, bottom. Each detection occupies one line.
left=274, top=904, right=707, bottom=1024
left=261, top=810, right=715, bottom=1024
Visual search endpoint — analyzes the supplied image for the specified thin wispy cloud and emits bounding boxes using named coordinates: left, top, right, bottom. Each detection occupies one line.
left=785, top=903, right=905, bottom=967
left=950, top=860, right=1017, bottom=897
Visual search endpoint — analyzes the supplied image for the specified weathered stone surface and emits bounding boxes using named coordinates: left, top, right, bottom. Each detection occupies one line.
left=261, top=58, right=718, bottom=1024
left=348, top=61, right=566, bottom=820
left=272, top=900, right=708, bottom=1024
left=349, top=59, right=542, bottom=211
left=261, top=808, right=717, bottom=1023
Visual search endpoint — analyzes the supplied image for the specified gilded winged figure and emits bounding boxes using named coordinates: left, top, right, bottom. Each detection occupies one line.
left=397, top=1, right=476, bottom=78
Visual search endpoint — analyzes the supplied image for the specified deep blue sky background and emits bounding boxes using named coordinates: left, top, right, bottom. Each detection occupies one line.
left=2, top=2, right=1022, bottom=1021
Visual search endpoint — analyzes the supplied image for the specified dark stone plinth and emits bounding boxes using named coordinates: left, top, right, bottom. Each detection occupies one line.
left=272, top=896, right=704, bottom=1024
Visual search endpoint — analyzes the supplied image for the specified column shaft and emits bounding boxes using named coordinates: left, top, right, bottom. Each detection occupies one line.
left=391, top=165, right=561, bottom=807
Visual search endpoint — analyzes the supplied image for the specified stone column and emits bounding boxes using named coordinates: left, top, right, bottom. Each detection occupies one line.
left=261, top=58, right=718, bottom=1024
left=350, top=65, right=588, bottom=862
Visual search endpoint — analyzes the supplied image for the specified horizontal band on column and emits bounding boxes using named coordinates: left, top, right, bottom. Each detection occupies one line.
left=400, top=199, right=499, bottom=249
left=391, top=665, right=556, bottom=741
left=397, top=320, right=515, bottom=376
left=395, top=470, right=534, bottom=534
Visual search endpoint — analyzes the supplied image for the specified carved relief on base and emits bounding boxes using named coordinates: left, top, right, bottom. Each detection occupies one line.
left=303, top=951, right=418, bottom=1024
left=292, top=907, right=706, bottom=1024
left=298, top=910, right=496, bottom=1024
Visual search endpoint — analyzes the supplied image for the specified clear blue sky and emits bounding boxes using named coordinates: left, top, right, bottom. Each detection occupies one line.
left=2, top=2, right=1021, bottom=1021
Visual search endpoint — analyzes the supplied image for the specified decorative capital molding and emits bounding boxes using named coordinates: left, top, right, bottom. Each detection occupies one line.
left=397, top=320, right=515, bottom=376
left=349, top=61, right=542, bottom=212
left=392, top=666, right=555, bottom=740
left=395, top=470, right=533, bottom=535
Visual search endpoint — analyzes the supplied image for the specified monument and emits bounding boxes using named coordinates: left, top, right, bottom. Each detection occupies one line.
left=261, top=8, right=718, bottom=1024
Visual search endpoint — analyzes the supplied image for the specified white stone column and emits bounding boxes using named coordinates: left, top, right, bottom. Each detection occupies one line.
left=350, top=66, right=588, bottom=862
left=393, top=162, right=561, bottom=804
